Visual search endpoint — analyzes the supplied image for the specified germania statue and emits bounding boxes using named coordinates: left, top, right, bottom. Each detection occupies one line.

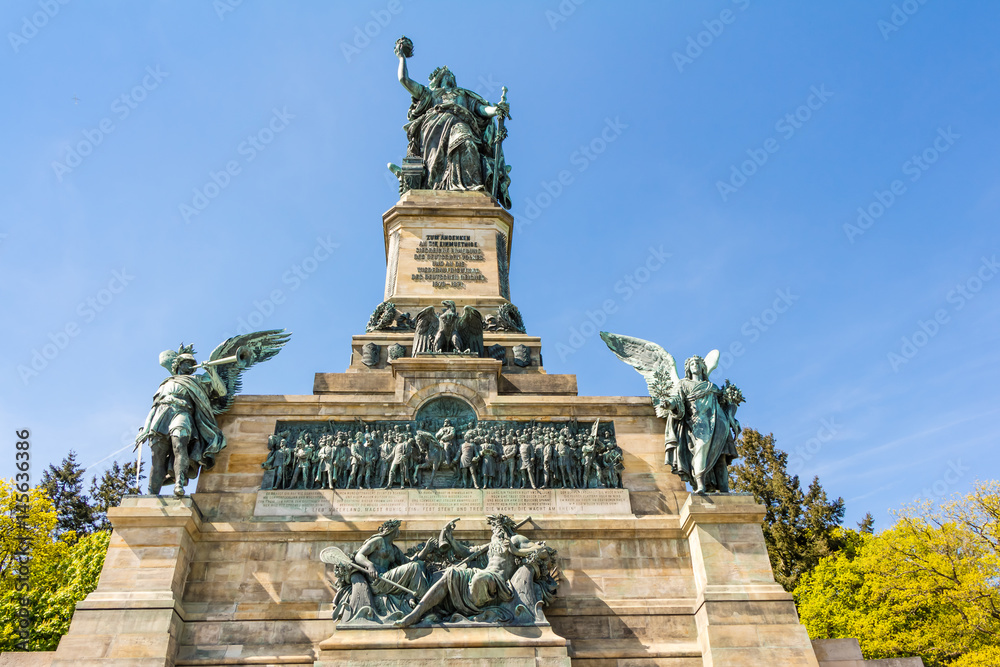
left=388, top=36, right=512, bottom=209
left=135, top=329, right=290, bottom=496
left=600, top=332, right=745, bottom=494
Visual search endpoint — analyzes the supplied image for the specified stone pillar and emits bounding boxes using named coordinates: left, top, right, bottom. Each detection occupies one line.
left=381, top=189, right=515, bottom=314
left=50, top=496, right=201, bottom=667
left=680, top=494, right=819, bottom=666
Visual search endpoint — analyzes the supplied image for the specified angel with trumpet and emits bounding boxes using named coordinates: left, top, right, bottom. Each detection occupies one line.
left=134, top=329, right=290, bottom=496
left=601, top=332, right=745, bottom=494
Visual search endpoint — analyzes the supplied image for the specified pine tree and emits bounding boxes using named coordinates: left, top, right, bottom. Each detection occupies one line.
left=39, top=452, right=94, bottom=539
left=728, top=429, right=845, bottom=591
left=89, top=461, right=143, bottom=532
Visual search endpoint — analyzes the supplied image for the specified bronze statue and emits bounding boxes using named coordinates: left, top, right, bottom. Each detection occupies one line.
left=135, top=329, right=289, bottom=496
left=389, top=36, right=512, bottom=209
left=395, top=515, right=558, bottom=627
left=412, top=300, right=485, bottom=356
left=601, top=332, right=744, bottom=494
left=322, top=519, right=433, bottom=624
left=260, top=418, right=625, bottom=491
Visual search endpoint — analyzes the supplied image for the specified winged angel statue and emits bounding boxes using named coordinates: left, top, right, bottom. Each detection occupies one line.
left=412, top=300, right=485, bottom=357
left=135, top=329, right=290, bottom=496
left=600, top=332, right=745, bottom=494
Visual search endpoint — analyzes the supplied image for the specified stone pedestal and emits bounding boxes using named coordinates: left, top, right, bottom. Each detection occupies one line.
left=681, top=494, right=819, bottom=666
left=316, top=626, right=571, bottom=666
left=31, top=191, right=828, bottom=666
left=49, top=497, right=200, bottom=667
left=382, top=190, right=514, bottom=314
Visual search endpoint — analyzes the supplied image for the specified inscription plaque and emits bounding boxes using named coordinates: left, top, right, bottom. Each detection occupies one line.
left=556, top=489, right=632, bottom=515
left=483, top=489, right=557, bottom=515
left=254, top=488, right=632, bottom=519
left=411, top=233, right=487, bottom=289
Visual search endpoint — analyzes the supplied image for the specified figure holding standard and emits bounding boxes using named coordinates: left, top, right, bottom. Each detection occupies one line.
left=134, top=329, right=290, bottom=497
left=601, top=331, right=744, bottom=494
left=388, top=36, right=512, bottom=209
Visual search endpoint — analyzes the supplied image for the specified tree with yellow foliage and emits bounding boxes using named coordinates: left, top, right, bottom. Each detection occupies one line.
left=795, top=481, right=1000, bottom=666
left=0, top=479, right=109, bottom=651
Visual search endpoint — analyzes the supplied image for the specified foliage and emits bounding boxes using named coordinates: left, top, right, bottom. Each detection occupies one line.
left=0, top=452, right=135, bottom=652
left=0, top=479, right=110, bottom=651
left=795, top=481, right=1000, bottom=666
left=39, top=451, right=93, bottom=539
left=951, top=646, right=1000, bottom=667
left=728, top=429, right=845, bottom=590
left=27, top=530, right=110, bottom=650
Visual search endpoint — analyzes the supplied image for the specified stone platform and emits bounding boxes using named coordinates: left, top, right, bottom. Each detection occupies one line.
left=13, top=191, right=826, bottom=665
left=315, top=625, right=571, bottom=666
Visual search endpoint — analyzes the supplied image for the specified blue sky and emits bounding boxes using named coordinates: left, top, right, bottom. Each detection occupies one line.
left=2, top=1, right=998, bottom=528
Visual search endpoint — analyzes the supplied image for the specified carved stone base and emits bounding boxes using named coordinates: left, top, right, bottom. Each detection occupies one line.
left=382, top=190, right=514, bottom=312
left=316, top=624, right=571, bottom=666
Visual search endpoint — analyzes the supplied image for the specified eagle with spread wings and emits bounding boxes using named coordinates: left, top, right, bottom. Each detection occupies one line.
left=411, top=300, right=485, bottom=357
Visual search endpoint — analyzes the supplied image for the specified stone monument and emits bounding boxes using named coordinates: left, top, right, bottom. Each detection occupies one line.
left=9, top=36, right=838, bottom=667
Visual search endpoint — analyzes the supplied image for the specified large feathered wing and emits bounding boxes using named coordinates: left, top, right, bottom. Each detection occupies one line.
left=457, top=306, right=484, bottom=357
left=206, top=329, right=291, bottom=414
left=412, top=306, right=438, bottom=355
left=600, top=331, right=679, bottom=416
left=703, top=349, right=720, bottom=378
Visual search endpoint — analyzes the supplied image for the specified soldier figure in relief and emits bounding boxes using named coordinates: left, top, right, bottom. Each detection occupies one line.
left=435, top=419, right=457, bottom=466
left=518, top=434, right=536, bottom=490
left=458, top=434, right=481, bottom=489
left=384, top=431, right=412, bottom=489
left=501, top=434, right=519, bottom=488
left=289, top=433, right=316, bottom=490
left=316, top=434, right=335, bottom=489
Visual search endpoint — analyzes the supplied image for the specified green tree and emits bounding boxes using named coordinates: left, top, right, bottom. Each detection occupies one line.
left=0, top=478, right=107, bottom=651
left=728, top=429, right=845, bottom=591
left=39, top=452, right=94, bottom=539
left=89, top=461, right=143, bottom=531
left=794, top=481, right=1000, bottom=666
left=27, top=530, right=110, bottom=650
